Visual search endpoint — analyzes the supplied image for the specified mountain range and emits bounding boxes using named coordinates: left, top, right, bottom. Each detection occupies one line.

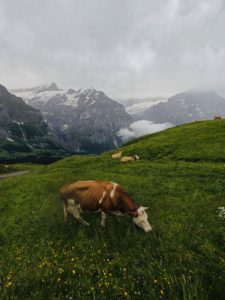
left=12, top=83, right=132, bottom=153
left=141, top=91, right=225, bottom=124
left=3, top=83, right=225, bottom=162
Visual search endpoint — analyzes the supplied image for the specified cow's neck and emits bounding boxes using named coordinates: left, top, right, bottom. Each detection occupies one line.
left=121, top=193, right=139, bottom=213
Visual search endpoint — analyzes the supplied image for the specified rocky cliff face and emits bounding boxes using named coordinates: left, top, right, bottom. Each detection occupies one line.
left=141, top=91, right=225, bottom=125
left=0, top=84, right=68, bottom=162
left=13, top=84, right=133, bottom=153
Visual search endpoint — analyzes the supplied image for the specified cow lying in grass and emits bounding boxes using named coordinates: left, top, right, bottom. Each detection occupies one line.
left=111, top=151, right=123, bottom=159
left=59, top=180, right=152, bottom=233
left=120, top=155, right=140, bottom=163
left=111, top=152, right=140, bottom=162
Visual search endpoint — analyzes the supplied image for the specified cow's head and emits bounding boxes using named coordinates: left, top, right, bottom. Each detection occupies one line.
left=131, top=207, right=152, bottom=233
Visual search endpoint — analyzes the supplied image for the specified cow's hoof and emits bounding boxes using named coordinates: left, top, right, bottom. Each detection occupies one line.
left=84, top=221, right=90, bottom=226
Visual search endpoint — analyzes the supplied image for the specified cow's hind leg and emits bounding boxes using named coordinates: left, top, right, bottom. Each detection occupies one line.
left=67, top=199, right=90, bottom=226
left=101, top=211, right=107, bottom=227
left=63, top=203, right=70, bottom=223
left=78, top=217, right=90, bottom=226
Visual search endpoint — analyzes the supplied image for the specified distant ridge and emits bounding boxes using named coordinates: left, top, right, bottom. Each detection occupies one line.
left=13, top=84, right=133, bottom=153
left=141, top=91, right=225, bottom=125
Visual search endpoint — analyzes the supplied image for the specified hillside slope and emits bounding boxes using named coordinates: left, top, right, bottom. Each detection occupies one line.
left=119, top=119, right=225, bottom=162
left=0, top=120, right=225, bottom=299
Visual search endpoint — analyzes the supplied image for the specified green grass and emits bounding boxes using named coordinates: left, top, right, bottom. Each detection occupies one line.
left=0, top=163, right=44, bottom=174
left=0, top=120, right=225, bottom=299
left=119, top=120, right=225, bottom=162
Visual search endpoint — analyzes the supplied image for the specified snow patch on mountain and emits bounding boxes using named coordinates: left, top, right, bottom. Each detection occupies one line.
left=13, top=84, right=103, bottom=108
left=6, top=137, right=15, bottom=142
left=12, top=83, right=133, bottom=153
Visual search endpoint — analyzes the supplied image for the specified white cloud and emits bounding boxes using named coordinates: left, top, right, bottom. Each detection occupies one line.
left=117, top=120, right=172, bottom=141
left=0, top=0, right=225, bottom=97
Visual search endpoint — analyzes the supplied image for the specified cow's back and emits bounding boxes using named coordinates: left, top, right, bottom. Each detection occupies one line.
left=59, top=180, right=115, bottom=211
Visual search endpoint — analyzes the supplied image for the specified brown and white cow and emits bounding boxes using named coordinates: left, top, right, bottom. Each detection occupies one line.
left=59, top=180, right=152, bottom=233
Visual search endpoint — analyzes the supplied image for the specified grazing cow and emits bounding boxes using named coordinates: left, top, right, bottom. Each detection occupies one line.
left=112, top=151, right=123, bottom=159
left=120, top=155, right=140, bottom=163
left=59, top=180, right=152, bottom=233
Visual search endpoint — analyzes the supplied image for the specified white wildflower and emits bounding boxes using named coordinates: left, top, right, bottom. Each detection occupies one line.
left=217, top=207, right=225, bottom=219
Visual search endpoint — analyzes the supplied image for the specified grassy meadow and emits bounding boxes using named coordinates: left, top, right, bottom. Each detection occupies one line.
left=0, top=120, right=225, bottom=299
left=0, top=163, right=44, bottom=175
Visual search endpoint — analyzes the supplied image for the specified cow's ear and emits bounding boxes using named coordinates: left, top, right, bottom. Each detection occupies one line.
left=128, top=211, right=138, bottom=217
left=143, top=207, right=149, bottom=210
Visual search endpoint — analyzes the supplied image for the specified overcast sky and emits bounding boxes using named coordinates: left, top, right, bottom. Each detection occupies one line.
left=0, top=0, right=225, bottom=98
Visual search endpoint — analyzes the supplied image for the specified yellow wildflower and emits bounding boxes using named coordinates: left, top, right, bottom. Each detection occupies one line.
left=5, top=281, right=12, bottom=288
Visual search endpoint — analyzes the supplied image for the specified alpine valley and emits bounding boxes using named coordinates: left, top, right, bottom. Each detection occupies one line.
left=12, top=83, right=132, bottom=154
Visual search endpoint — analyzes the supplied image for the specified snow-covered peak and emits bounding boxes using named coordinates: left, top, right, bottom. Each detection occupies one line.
left=11, top=83, right=61, bottom=95
left=35, top=82, right=61, bottom=94
left=83, top=87, right=104, bottom=97
left=12, top=85, right=107, bottom=108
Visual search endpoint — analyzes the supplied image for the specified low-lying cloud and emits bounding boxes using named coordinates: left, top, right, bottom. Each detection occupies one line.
left=117, top=120, right=172, bottom=142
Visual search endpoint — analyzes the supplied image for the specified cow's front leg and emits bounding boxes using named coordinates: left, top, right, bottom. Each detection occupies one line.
left=101, top=211, right=107, bottom=227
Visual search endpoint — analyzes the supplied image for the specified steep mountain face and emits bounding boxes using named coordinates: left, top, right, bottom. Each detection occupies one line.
left=13, top=84, right=133, bottom=153
left=141, top=91, right=225, bottom=125
left=0, top=84, right=68, bottom=162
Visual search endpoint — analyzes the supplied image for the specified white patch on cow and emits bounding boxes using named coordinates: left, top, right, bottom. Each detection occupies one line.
left=133, top=206, right=152, bottom=233
left=66, top=199, right=90, bottom=225
left=99, top=191, right=106, bottom=204
left=110, top=183, right=117, bottom=198
left=67, top=202, right=80, bottom=218
left=67, top=199, right=75, bottom=205
left=77, top=204, right=83, bottom=213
